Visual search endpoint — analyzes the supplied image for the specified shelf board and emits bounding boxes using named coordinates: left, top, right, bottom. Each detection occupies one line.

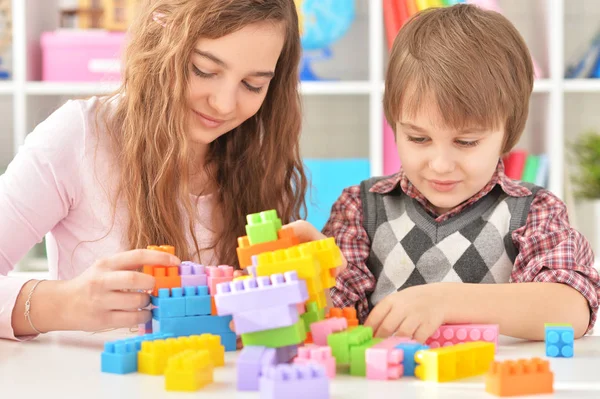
left=563, top=79, right=600, bottom=93
left=25, top=81, right=121, bottom=95
left=0, top=81, right=14, bottom=94
left=533, top=79, right=553, bottom=92
left=300, top=81, right=372, bottom=95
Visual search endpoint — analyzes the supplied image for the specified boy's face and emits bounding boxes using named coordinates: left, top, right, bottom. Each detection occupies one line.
left=395, top=102, right=505, bottom=215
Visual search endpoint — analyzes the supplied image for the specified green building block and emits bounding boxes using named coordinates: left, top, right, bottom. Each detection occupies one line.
left=241, top=319, right=305, bottom=348
left=350, top=338, right=382, bottom=376
left=301, top=302, right=325, bottom=331
left=328, top=325, right=373, bottom=365
left=245, top=210, right=282, bottom=245
left=544, top=323, right=572, bottom=327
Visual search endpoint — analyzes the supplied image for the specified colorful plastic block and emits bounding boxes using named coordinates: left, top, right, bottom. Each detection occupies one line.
left=426, top=324, right=499, bottom=350
left=486, top=358, right=554, bottom=397
left=215, top=272, right=308, bottom=334
left=151, top=287, right=186, bottom=319
left=165, top=349, right=213, bottom=392
left=138, top=334, right=224, bottom=375
left=350, top=337, right=381, bottom=377
left=179, top=261, right=207, bottom=287
left=138, top=319, right=153, bottom=335
left=184, top=285, right=211, bottom=316
left=206, top=265, right=234, bottom=295
left=210, top=297, right=217, bottom=315
left=326, top=307, right=358, bottom=327
left=301, top=302, right=326, bottom=333
left=101, top=332, right=173, bottom=374
left=143, top=265, right=181, bottom=297
left=296, top=237, right=343, bottom=289
left=414, top=341, right=495, bottom=382
left=327, top=325, right=373, bottom=365
left=366, top=339, right=406, bottom=380
left=310, top=317, right=348, bottom=346
left=395, top=342, right=429, bottom=376
left=156, top=315, right=233, bottom=339
left=241, top=319, right=306, bottom=348
left=237, top=346, right=277, bottom=391
left=545, top=323, right=574, bottom=358
left=275, top=344, right=299, bottom=363
left=147, top=245, right=175, bottom=255
left=293, top=346, right=336, bottom=379
left=259, top=364, right=329, bottom=399
left=219, top=331, right=237, bottom=352
left=246, top=209, right=282, bottom=245
left=237, top=227, right=300, bottom=269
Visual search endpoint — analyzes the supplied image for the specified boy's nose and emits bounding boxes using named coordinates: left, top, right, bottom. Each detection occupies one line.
left=429, top=153, right=455, bottom=174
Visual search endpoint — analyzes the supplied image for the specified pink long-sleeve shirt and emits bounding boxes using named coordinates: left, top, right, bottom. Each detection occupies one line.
left=0, top=97, right=217, bottom=340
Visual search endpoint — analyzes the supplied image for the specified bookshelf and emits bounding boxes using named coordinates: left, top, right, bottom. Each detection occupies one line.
left=0, top=0, right=599, bottom=270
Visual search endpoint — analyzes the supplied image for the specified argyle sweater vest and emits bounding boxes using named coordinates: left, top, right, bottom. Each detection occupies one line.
left=360, top=176, right=541, bottom=311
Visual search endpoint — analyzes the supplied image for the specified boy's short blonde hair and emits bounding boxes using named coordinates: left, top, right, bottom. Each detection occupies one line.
left=383, top=4, right=534, bottom=154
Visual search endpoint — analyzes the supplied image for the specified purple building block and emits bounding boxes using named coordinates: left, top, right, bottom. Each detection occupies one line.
left=180, top=261, right=207, bottom=287
left=275, top=344, right=298, bottom=363
left=237, top=346, right=276, bottom=391
left=215, top=271, right=308, bottom=314
left=259, top=364, right=329, bottom=399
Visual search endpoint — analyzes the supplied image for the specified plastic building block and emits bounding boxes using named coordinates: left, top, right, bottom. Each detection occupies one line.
left=414, top=341, right=495, bottom=382
left=301, top=301, right=326, bottom=333
left=215, top=272, right=308, bottom=334
left=310, top=317, right=348, bottom=346
left=237, top=227, right=300, bottom=269
left=486, top=357, right=554, bottom=397
left=366, top=339, right=406, bottom=380
left=151, top=287, right=186, bottom=319
left=101, top=332, right=173, bottom=374
left=184, top=285, right=211, bottom=316
left=395, top=342, right=429, bottom=376
left=350, top=337, right=381, bottom=377
left=293, top=346, right=336, bottom=379
left=147, top=244, right=175, bottom=255
left=179, top=261, right=207, bottom=287
left=296, top=237, right=343, bottom=289
left=165, top=349, right=213, bottom=392
left=327, top=307, right=359, bottom=327
left=241, top=319, right=306, bottom=348
left=372, top=336, right=415, bottom=349
left=157, top=315, right=233, bottom=337
left=426, top=324, right=499, bottom=350
left=138, top=319, right=153, bottom=335
left=206, top=265, right=234, bottom=295
left=327, top=325, right=373, bottom=365
left=144, top=265, right=181, bottom=296
left=211, top=296, right=217, bottom=315
left=247, top=265, right=257, bottom=277
left=545, top=323, right=574, bottom=358
left=237, top=346, right=277, bottom=391
left=275, top=344, right=299, bottom=363
left=246, top=209, right=282, bottom=245
left=138, top=334, right=225, bottom=375
left=259, top=364, right=329, bottom=399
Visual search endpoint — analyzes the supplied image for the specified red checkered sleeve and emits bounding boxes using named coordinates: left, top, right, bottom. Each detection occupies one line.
left=322, top=185, right=375, bottom=323
left=511, top=189, right=600, bottom=333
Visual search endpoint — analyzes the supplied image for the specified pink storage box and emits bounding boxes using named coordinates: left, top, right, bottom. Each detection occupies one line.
left=41, top=30, right=126, bottom=82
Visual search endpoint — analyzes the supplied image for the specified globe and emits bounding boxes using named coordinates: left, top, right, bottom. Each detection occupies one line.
left=296, top=0, right=356, bottom=81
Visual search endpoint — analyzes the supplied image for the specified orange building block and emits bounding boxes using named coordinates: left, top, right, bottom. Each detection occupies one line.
left=211, top=297, right=217, bottom=316
left=327, top=307, right=359, bottom=327
left=486, top=358, right=554, bottom=397
left=143, top=245, right=181, bottom=296
left=236, top=228, right=299, bottom=269
left=147, top=245, right=175, bottom=255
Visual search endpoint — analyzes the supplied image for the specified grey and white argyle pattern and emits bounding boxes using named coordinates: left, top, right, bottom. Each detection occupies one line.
left=359, top=178, right=539, bottom=309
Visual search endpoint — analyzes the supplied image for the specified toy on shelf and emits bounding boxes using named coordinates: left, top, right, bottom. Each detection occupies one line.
left=0, top=0, right=11, bottom=79
left=294, top=0, right=356, bottom=81
left=60, top=0, right=136, bottom=31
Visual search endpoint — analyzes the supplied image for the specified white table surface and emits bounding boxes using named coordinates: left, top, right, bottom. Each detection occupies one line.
left=2, top=329, right=600, bottom=399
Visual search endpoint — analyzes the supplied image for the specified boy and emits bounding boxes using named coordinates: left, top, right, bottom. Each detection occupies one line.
left=323, top=4, right=599, bottom=342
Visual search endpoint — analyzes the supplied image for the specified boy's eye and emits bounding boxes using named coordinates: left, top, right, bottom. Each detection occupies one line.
left=456, top=140, right=479, bottom=147
left=407, top=136, right=428, bottom=144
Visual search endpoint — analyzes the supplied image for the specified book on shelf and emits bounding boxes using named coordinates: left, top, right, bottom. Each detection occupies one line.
left=503, top=150, right=549, bottom=188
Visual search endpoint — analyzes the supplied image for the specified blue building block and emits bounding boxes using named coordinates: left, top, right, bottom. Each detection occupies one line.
left=101, top=332, right=174, bottom=374
left=220, top=331, right=237, bottom=352
left=395, top=342, right=429, bottom=376
left=151, top=287, right=185, bottom=319
left=184, top=285, right=211, bottom=316
left=156, top=314, right=233, bottom=337
left=545, top=323, right=574, bottom=358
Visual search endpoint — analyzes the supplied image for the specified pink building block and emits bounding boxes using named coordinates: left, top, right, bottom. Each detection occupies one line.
left=207, top=265, right=234, bottom=295
left=310, top=317, right=347, bottom=346
left=426, top=324, right=499, bottom=350
left=371, top=336, right=415, bottom=350
left=366, top=347, right=404, bottom=380
left=293, top=346, right=336, bottom=379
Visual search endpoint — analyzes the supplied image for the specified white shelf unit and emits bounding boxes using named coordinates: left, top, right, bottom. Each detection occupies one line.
left=1, top=0, right=599, bottom=269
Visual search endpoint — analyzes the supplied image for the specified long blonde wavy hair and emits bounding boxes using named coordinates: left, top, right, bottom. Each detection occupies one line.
left=101, top=0, right=307, bottom=267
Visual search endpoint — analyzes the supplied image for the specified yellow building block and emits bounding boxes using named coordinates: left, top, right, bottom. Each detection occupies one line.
left=138, top=334, right=224, bottom=375
left=415, top=341, right=495, bottom=382
left=255, top=245, right=324, bottom=298
left=165, top=349, right=213, bottom=392
left=297, top=237, right=343, bottom=289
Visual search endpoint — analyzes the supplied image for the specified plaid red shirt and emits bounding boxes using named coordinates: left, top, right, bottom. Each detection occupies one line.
left=323, top=161, right=599, bottom=332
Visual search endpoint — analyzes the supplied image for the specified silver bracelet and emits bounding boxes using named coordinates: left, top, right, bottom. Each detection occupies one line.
left=24, top=280, right=45, bottom=335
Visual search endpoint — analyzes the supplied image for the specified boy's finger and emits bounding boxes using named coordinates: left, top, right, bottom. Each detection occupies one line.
left=364, top=300, right=392, bottom=335
left=283, top=220, right=326, bottom=243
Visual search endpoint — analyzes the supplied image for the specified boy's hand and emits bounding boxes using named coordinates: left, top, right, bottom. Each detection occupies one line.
left=364, top=283, right=446, bottom=343
left=283, top=220, right=347, bottom=276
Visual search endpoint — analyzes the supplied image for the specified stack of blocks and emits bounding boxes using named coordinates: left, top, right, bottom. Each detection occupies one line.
left=214, top=210, right=345, bottom=398
left=142, top=245, right=236, bottom=352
